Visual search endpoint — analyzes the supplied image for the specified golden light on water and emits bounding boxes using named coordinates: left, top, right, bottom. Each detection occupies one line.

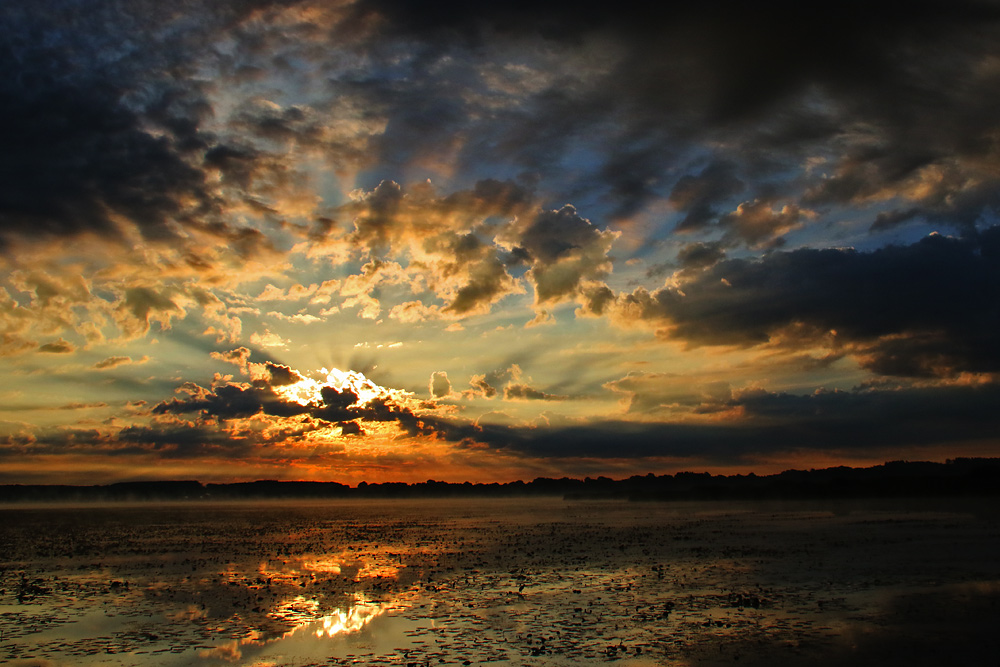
left=269, top=593, right=395, bottom=640
left=256, top=553, right=404, bottom=584
left=312, top=596, right=386, bottom=638
left=199, top=591, right=399, bottom=662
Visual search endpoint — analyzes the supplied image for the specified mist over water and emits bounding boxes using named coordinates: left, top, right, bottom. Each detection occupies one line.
left=2, top=498, right=998, bottom=666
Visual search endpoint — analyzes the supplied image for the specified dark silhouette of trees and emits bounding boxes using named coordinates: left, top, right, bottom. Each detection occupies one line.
left=1, top=458, right=998, bottom=503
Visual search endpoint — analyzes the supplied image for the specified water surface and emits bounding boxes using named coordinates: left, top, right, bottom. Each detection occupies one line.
left=2, top=497, right=998, bottom=665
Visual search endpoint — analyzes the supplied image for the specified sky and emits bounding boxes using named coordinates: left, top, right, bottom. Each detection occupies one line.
left=2, top=0, right=1000, bottom=485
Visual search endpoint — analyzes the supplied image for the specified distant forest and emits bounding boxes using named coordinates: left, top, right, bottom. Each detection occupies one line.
left=2, top=459, right=1000, bottom=503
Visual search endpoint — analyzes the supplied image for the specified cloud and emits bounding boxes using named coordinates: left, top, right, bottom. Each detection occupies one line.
left=115, top=422, right=257, bottom=459
left=338, top=180, right=531, bottom=318
left=503, top=383, right=568, bottom=401
left=612, top=228, right=1000, bottom=377
left=336, top=0, right=1000, bottom=243
left=718, top=198, right=813, bottom=248
left=604, top=372, right=732, bottom=414
left=314, top=179, right=620, bottom=322
left=470, top=380, right=1000, bottom=460
left=501, top=204, right=619, bottom=308
left=676, top=242, right=726, bottom=271
left=465, top=374, right=498, bottom=399
left=429, top=371, right=453, bottom=399
left=670, top=160, right=745, bottom=231
left=0, top=333, right=36, bottom=357
left=7, top=0, right=1000, bottom=263
left=94, top=355, right=150, bottom=369
left=114, top=287, right=181, bottom=339
left=38, top=338, right=75, bottom=354
left=5, top=0, right=1000, bottom=480
left=154, top=381, right=311, bottom=421
left=1, top=273, right=103, bottom=353
left=463, top=364, right=523, bottom=400
left=253, top=362, right=306, bottom=387
left=389, top=300, right=442, bottom=323
left=266, top=311, right=323, bottom=324
left=0, top=2, right=238, bottom=246
left=145, top=354, right=462, bottom=452
left=250, top=330, right=289, bottom=348
left=211, top=347, right=253, bottom=373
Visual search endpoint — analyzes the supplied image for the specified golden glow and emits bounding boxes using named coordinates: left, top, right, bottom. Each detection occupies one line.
left=272, top=366, right=414, bottom=409
left=270, top=593, right=399, bottom=641
left=322, top=367, right=392, bottom=405
left=311, top=595, right=386, bottom=638
left=255, top=552, right=403, bottom=584
left=199, top=592, right=399, bottom=663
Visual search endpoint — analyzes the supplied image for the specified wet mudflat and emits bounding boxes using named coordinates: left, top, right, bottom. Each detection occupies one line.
left=1, top=497, right=998, bottom=666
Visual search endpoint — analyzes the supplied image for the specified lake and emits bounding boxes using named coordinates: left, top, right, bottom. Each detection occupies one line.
left=2, top=497, right=998, bottom=665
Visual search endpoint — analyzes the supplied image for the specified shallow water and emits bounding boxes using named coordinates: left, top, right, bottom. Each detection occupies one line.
left=1, top=497, right=998, bottom=666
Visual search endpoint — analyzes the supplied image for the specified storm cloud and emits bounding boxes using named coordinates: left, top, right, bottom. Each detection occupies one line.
left=618, top=228, right=1000, bottom=377
left=478, top=381, right=1000, bottom=461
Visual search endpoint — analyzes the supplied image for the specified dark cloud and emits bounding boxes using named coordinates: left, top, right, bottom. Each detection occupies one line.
left=338, top=420, right=363, bottom=436
left=512, top=205, right=618, bottom=305
left=149, top=365, right=456, bottom=443
left=6, top=0, right=1000, bottom=254
left=38, top=338, right=74, bottom=354
left=116, top=423, right=254, bottom=459
left=503, top=383, right=567, bottom=401
left=442, top=178, right=536, bottom=219
left=429, top=371, right=452, bottom=398
left=315, top=385, right=361, bottom=422
left=94, top=356, right=135, bottom=369
left=439, top=234, right=517, bottom=316
left=346, top=180, right=406, bottom=253
left=0, top=77, right=214, bottom=242
left=343, top=0, right=1000, bottom=232
left=0, top=3, right=208, bottom=242
left=475, top=381, right=1000, bottom=460
left=676, top=242, right=726, bottom=271
left=340, top=180, right=529, bottom=317
left=604, top=371, right=731, bottom=414
left=618, top=227, right=1000, bottom=377
left=153, top=381, right=310, bottom=420
left=465, top=374, right=498, bottom=399
left=670, top=161, right=745, bottom=231
left=0, top=420, right=252, bottom=461
left=262, top=362, right=304, bottom=387
left=576, top=281, right=616, bottom=317
left=870, top=208, right=923, bottom=233
left=0, top=0, right=317, bottom=251
left=717, top=198, right=806, bottom=248
left=115, top=287, right=180, bottom=338
left=596, top=140, right=676, bottom=221
left=463, top=364, right=525, bottom=400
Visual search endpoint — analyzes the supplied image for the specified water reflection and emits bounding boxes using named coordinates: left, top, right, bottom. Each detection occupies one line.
left=310, top=594, right=386, bottom=638
left=2, top=499, right=998, bottom=666
left=270, top=592, right=392, bottom=637
left=199, top=592, right=401, bottom=664
left=252, top=551, right=403, bottom=584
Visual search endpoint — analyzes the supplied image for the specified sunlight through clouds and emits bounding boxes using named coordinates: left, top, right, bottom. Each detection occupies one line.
left=1, top=0, right=999, bottom=482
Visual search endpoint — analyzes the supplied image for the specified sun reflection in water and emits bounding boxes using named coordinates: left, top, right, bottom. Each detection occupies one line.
left=200, top=592, right=400, bottom=663
left=269, top=593, right=388, bottom=638
left=311, top=595, right=385, bottom=638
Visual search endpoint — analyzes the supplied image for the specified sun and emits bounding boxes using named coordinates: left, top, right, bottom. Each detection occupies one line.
left=271, top=366, right=413, bottom=409
left=321, top=367, right=392, bottom=405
